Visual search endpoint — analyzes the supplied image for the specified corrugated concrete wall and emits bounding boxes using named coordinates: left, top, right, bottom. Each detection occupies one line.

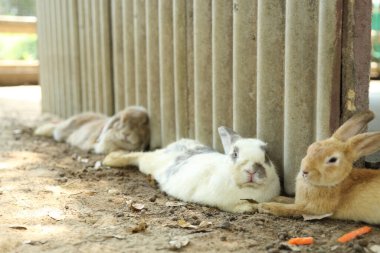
left=36, top=0, right=371, bottom=194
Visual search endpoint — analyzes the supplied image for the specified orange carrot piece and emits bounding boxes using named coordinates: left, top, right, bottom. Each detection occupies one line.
left=337, top=226, right=372, bottom=243
left=288, top=237, right=314, bottom=245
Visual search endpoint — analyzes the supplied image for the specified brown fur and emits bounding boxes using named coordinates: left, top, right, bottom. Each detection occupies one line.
left=258, top=111, right=380, bottom=224
left=35, top=106, right=150, bottom=154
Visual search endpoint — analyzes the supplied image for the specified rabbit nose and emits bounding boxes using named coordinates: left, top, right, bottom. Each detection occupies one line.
left=245, top=169, right=254, bottom=174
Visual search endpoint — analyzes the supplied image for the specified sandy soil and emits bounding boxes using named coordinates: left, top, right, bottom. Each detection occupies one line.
left=0, top=86, right=380, bottom=253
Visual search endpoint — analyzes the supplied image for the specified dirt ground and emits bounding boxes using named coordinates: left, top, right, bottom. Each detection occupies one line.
left=1, top=86, right=380, bottom=253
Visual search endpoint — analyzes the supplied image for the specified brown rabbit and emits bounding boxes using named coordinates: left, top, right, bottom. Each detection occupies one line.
left=34, top=106, right=150, bottom=154
left=258, top=110, right=380, bottom=224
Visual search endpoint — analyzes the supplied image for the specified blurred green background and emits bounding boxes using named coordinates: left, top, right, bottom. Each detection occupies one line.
left=373, top=0, right=380, bottom=60
left=0, top=0, right=35, bottom=16
left=0, top=33, right=37, bottom=61
left=0, top=0, right=37, bottom=61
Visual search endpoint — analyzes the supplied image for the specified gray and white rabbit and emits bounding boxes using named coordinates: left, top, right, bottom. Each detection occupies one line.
left=103, top=127, right=280, bottom=213
left=34, top=106, right=150, bottom=154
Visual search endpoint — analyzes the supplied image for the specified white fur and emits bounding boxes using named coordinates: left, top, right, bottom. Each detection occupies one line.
left=104, top=127, right=281, bottom=213
left=34, top=122, right=57, bottom=137
left=53, top=113, right=105, bottom=142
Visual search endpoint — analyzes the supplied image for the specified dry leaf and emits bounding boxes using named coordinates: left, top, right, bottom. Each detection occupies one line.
left=165, top=201, right=186, bottom=207
left=280, top=242, right=301, bottom=252
left=102, top=235, right=126, bottom=240
left=198, top=221, right=212, bottom=228
left=23, top=240, right=47, bottom=245
left=108, top=188, right=120, bottom=195
left=178, top=219, right=197, bottom=229
left=9, top=226, right=27, bottom=230
left=302, top=213, right=333, bottom=221
left=131, top=203, right=145, bottom=211
left=129, top=220, right=148, bottom=233
left=169, top=236, right=190, bottom=250
left=85, top=191, right=97, bottom=196
left=126, top=199, right=145, bottom=211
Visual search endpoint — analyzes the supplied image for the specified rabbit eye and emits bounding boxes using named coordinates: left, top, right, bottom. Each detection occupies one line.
left=231, top=147, right=239, bottom=161
left=327, top=157, right=338, bottom=164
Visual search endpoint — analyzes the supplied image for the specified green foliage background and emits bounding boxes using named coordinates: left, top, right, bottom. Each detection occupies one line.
left=0, top=0, right=36, bottom=16
left=0, top=0, right=37, bottom=61
left=0, top=34, right=37, bottom=60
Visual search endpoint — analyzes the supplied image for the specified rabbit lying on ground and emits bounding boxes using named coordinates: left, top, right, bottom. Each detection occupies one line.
left=34, top=106, right=150, bottom=154
left=258, top=111, right=380, bottom=224
left=103, top=127, right=280, bottom=213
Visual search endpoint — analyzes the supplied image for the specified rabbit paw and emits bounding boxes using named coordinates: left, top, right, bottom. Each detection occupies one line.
left=103, top=151, right=129, bottom=167
left=231, top=203, right=258, bottom=213
left=257, top=202, right=283, bottom=215
left=258, top=202, right=304, bottom=217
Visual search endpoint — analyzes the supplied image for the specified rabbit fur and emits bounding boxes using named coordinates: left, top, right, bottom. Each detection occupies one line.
left=103, top=127, right=281, bottom=213
left=258, top=110, right=380, bottom=224
left=34, top=106, right=150, bottom=154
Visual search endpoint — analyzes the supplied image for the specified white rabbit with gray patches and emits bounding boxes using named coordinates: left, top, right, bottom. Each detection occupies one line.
left=103, top=127, right=280, bottom=213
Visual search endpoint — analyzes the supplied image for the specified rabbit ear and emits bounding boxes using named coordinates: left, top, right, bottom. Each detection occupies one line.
left=332, top=110, right=374, bottom=141
left=218, top=126, right=241, bottom=154
left=347, top=132, right=380, bottom=161
left=100, top=115, right=120, bottom=136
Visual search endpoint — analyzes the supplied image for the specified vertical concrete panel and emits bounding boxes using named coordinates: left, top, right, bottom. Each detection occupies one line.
left=194, top=0, right=213, bottom=146
left=257, top=0, right=285, bottom=175
left=54, top=0, right=65, bottom=117
left=146, top=0, right=161, bottom=148
left=232, top=0, right=257, bottom=138
left=36, top=0, right=47, bottom=112
left=111, top=0, right=125, bottom=112
left=48, top=0, right=56, bottom=114
left=212, top=0, right=233, bottom=151
left=99, top=0, right=114, bottom=115
left=61, top=0, right=71, bottom=117
left=61, top=0, right=73, bottom=116
left=92, top=1, right=103, bottom=113
left=173, top=0, right=189, bottom=139
left=50, top=1, right=57, bottom=113
left=134, top=0, right=148, bottom=108
left=283, top=1, right=319, bottom=194
left=316, top=0, right=342, bottom=140
left=68, top=0, right=82, bottom=114
left=186, top=0, right=195, bottom=139
left=45, top=0, right=56, bottom=114
left=78, top=1, right=89, bottom=111
left=159, top=0, right=176, bottom=146
left=85, top=1, right=96, bottom=111
left=341, top=0, right=371, bottom=121
left=122, top=0, right=136, bottom=106
left=39, top=0, right=49, bottom=112
left=50, top=0, right=58, bottom=115
left=36, top=0, right=360, bottom=193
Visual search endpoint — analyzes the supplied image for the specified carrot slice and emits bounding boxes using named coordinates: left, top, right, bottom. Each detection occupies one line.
left=288, top=237, right=314, bottom=245
left=337, top=226, right=372, bottom=243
